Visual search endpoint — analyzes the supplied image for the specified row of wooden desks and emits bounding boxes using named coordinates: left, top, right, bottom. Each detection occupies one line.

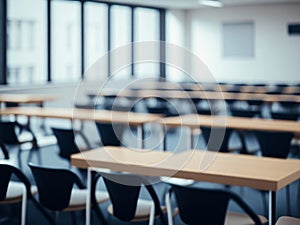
left=71, top=146, right=300, bottom=225
left=0, top=94, right=58, bottom=106
left=1, top=107, right=300, bottom=148
left=0, top=107, right=161, bottom=148
left=129, top=81, right=300, bottom=94
left=2, top=107, right=300, bottom=133
left=2, top=106, right=300, bottom=225
left=91, top=89, right=300, bottom=103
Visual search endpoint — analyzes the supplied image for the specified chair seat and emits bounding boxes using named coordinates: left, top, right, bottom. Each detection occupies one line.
left=161, top=177, right=195, bottom=186
left=225, top=211, right=267, bottom=225
left=108, top=199, right=167, bottom=222
left=275, top=216, right=300, bottom=225
left=1, top=181, right=37, bottom=204
left=65, top=189, right=109, bottom=211
left=18, top=132, right=35, bottom=144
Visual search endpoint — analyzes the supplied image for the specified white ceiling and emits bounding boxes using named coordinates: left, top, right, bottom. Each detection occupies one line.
left=99, top=0, right=300, bottom=9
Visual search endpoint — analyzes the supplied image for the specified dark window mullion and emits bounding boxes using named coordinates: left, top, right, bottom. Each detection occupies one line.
left=0, top=0, right=7, bottom=84
left=47, top=0, right=51, bottom=82
left=131, top=6, right=135, bottom=77
left=159, top=8, right=166, bottom=79
left=107, top=4, right=111, bottom=77
left=80, top=0, right=84, bottom=78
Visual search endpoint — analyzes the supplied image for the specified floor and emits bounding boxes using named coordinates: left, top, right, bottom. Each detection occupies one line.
left=0, top=117, right=300, bottom=225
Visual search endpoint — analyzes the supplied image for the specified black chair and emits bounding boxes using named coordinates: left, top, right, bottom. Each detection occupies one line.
left=271, top=111, right=299, bottom=121
left=246, top=100, right=264, bottom=109
left=146, top=97, right=178, bottom=117
left=231, top=108, right=260, bottom=118
left=275, top=101, right=299, bottom=113
left=255, top=131, right=294, bottom=215
left=0, top=163, right=55, bottom=225
left=255, top=131, right=293, bottom=159
left=51, top=127, right=89, bottom=161
left=231, top=108, right=261, bottom=154
left=28, top=163, right=109, bottom=225
left=95, top=122, right=125, bottom=146
left=165, top=184, right=267, bottom=225
left=0, top=121, right=40, bottom=166
left=0, top=143, right=9, bottom=159
left=200, top=126, right=236, bottom=153
left=96, top=172, right=166, bottom=225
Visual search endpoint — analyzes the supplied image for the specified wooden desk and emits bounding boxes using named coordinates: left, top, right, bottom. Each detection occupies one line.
left=129, top=81, right=300, bottom=94
left=0, top=94, right=58, bottom=106
left=71, top=146, right=300, bottom=225
left=91, top=89, right=300, bottom=103
left=0, top=94, right=59, bottom=130
left=160, top=114, right=300, bottom=132
left=0, top=107, right=162, bottom=148
left=159, top=114, right=300, bottom=149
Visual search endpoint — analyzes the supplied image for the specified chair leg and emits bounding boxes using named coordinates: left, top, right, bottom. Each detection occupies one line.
left=21, top=186, right=27, bottom=225
left=17, top=147, right=23, bottom=169
left=54, top=211, right=59, bottom=224
left=31, top=198, right=57, bottom=225
left=27, top=147, right=42, bottom=165
left=71, top=212, right=77, bottom=225
left=165, top=191, right=174, bottom=225
left=286, top=186, right=291, bottom=215
left=0, top=143, right=9, bottom=159
left=261, top=191, right=268, bottom=217
left=92, top=204, right=108, bottom=225
left=148, top=202, right=155, bottom=225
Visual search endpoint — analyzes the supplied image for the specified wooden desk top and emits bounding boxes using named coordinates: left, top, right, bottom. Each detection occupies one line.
left=159, top=114, right=300, bottom=133
left=0, top=107, right=161, bottom=126
left=92, top=89, right=300, bottom=103
left=71, top=147, right=300, bottom=191
left=129, top=81, right=300, bottom=94
left=0, top=94, right=58, bottom=104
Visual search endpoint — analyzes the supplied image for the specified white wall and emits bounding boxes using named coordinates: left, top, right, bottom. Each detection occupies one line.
left=187, top=3, right=300, bottom=84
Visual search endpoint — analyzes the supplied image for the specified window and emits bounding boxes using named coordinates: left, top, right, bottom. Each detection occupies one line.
left=51, top=0, right=81, bottom=82
left=110, top=5, right=132, bottom=79
left=85, top=2, right=108, bottom=73
left=166, top=10, right=186, bottom=82
left=1, top=1, right=165, bottom=84
left=7, top=0, right=46, bottom=84
left=134, top=7, right=160, bottom=79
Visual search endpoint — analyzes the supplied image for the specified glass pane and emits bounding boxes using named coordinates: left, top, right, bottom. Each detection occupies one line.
left=166, top=11, right=186, bottom=82
left=134, top=8, right=160, bottom=79
left=7, top=0, right=46, bottom=84
left=51, top=0, right=81, bottom=82
left=110, top=5, right=131, bottom=79
left=85, top=2, right=108, bottom=74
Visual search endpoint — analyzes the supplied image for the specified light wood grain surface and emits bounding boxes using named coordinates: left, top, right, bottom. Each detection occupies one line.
left=0, top=94, right=58, bottom=104
left=159, top=114, right=300, bottom=133
left=91, top=89, right=300, bottom=103
left=0, top=107, right=162, bottom=126
left=71, top=147, right=300, bottom=191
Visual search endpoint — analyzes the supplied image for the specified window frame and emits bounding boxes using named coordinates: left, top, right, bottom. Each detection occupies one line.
left=0, top=0, right=166, bottom=85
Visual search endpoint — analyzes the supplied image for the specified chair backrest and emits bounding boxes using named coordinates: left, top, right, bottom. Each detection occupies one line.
left=246, top=100, right=264, bottom=107
left=231, top=108, right=259, bottom=118
left=271, top=112, right=298, bottom=121
left=0, top=121, right=19, bottom=144
left=51, top=127, right=80, bottom=160
left=201, top=127, right=232, bottom=152
left=99, top=172, right=163, bottom=222
left=0, top=164, right=32, bottom=201
left=29, top=163, right=85, bottom=211
left=255, top=131, right=294, bottom=158
left=95, top=122, right=124, bottom=146
left=171, top=184, right=263, bottom=225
